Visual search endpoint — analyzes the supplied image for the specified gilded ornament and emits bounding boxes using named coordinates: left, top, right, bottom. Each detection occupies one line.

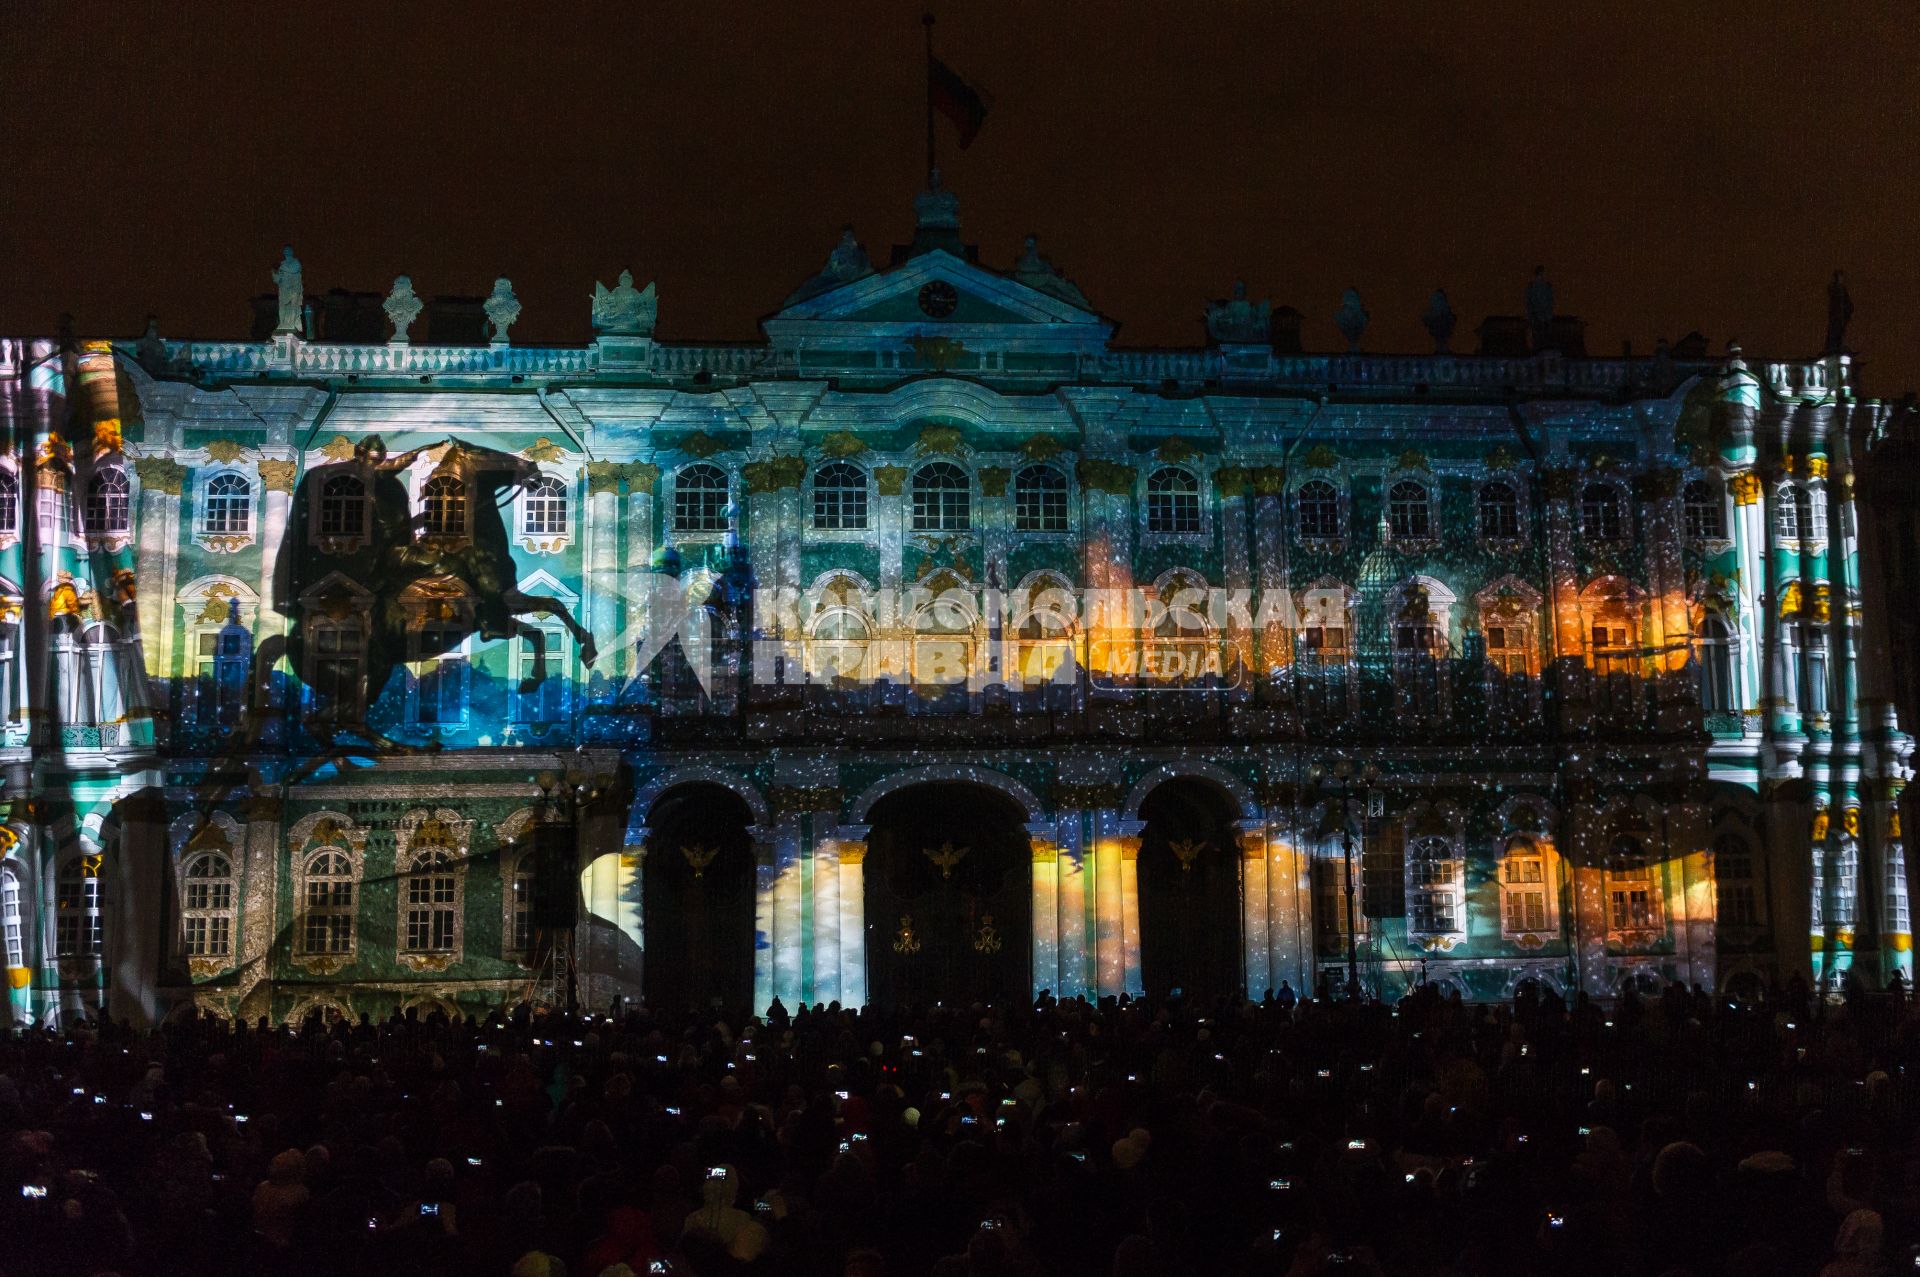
left=258, top=458, right=298, bottom=493
left=915, top=424, right=966, bottom=455
left=819, top=430, right=869, bottom=459
left=680, top=842, right=720, bottom=878
left=203, top=439, right=246, bottom=465
left=892, top=915, right=921, bottom=955
left=743, top=456, right=807, bottom=494
left=1812, top=808, right=1831, bottom=842
left=521, top=437, right=568, bottom=463
left=923, top=841, right=970, bottom=878
left=672, top=431, right=729, bottom=459
left=1213, top=466, right=1250, bottom=497
left=1018, top=434, right=1069, bottom=462
left=1169, top=837, right=1206, bottom=871
left=1395, top=449, right=1430, bottom=472
left=1730, top=472, right=1763, bottom=505
left=320, top=435, right=358, bottom=462
left=1156, top=436, right=1201, bottom=464
left=1075, top=458, right=1135, bottom=495
left=977, top=466, right=1010, bottom=498
left=971, top=915, right=1003, bottom=954
left=874, top=465, right=907, bottom=496
left=1301, top=444, right=1340, bottom=470
left=132, top=456, right=188, bottom=495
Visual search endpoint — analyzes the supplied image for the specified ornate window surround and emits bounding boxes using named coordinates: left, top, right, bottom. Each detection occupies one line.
left=178, top=823, right=240, bottom=977
left=1292, top=474, right=1347, bottom=551
left=497, top=807, right=539, bottom=964
left=1682, top=473, right=1732, bottom=551
left=194, top=466, right=258, bottom=554
left=519, top=468, right=574, bottom=553
left=1400, top=800, right=1467, bottom=949
left=1476, top=472, right=1529, bottom=549
left=1498, top=833, right=1560, bottom=944
left=805, top=460, right=872, bottom=539
left=290, top=811, right=366, bottom=974
left=670, top=461, right=733, bottom=541
left=1011, top=462, right=1075, bottom=538
left=1139, top=463, right=1210, bottom=545
left=310, top=464, right=372, bottom=554
left=1383, top=472, right=1438, bottom=549
left=81, top=462, right=134, bottom=554
left=394, top=807, right=472, bottom=972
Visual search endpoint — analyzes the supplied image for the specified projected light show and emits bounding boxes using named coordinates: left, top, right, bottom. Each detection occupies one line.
left=3, top=5, right=1918, bottom=1275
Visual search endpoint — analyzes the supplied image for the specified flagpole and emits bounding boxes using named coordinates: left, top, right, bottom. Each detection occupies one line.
left=923, top=12, right=936, bottom=181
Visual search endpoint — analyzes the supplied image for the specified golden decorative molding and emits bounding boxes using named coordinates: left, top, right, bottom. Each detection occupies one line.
left=977, top=466, right=1010, bottom=498
left=521, top=436, right=568, bottom=463
left=743, top=455, right=807, bottom=494
left=258, top=458, right=298, bottom=493
left=819, top=430, right=869, bottom=459
left=1018, top=434, right=1069, bottom=462
left=874, top=465, right=907, bottom=496
left=1029, top=841, right=1058, bottom=864
left=837, top=841, right=868, bottom=866
left=203, top=439, right=248, bottom=465
left=1729, top=471, right=1763, bottom=505
left=915, top=424, right=966, bottom=454
left=133, top=456, right=188, bottom=495
left=1075, top=458, right=1135, bottom=495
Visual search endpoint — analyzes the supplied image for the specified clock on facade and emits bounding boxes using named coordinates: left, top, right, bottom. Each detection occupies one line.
left=917, top=281, right=959, bottom=318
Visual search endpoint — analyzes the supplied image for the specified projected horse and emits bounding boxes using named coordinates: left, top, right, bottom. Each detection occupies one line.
left=268, top=435, right=598, bottom=753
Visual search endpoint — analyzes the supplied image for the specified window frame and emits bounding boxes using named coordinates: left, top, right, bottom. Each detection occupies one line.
left=1012, top=464, right=1070, bottom=534
left=421, top=472, right=468, bottom=539
left=1143, top=466, right=1202, bottom=538
left=299, top=846, right=358, bottom=958
left=1683, top=478, right=1726, bottom=542
left=85, top=466, right=132, bottom=535
left=673, top=462, right=731, bottom=534
left=198, top=470, right=256, bottom=542
left=808, top=461, right=870, bottom=532
left=316, top=470, right=369, bottom=543
left=1405, top=833, right=1465, bottom=939
left=1386, top=480, right=1433, bottom=544
left=520, top=472, right=570, bottom=540
left=1, top=864, right=24, bottom=968
left=1296, top=478, right=1342, bottom=542
left=180, top=850, right=236, bottom=961
left=1580, top=481, right=1627, bottom=543
left=910, top=461, right=972, bottom=533
left=55, top=856, right=102, bottom=961
left=1498, top=835, right=1556, bottom=938
left=1478, top=480, right=1522, bottom=542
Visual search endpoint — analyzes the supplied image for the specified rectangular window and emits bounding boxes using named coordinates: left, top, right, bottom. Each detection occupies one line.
left=414, top=625, right=467, bottom=725
left=510, top=873, right=533, bottom=951
left=311, top=627, right=365, bottom=718
left=1719, top=882, right=1757, bottom=927
left=404, top=872, right=457, bottom=953
left=514, top=630, right=567, bottom=724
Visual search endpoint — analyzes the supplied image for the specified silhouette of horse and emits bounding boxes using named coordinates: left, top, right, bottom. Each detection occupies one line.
left=207, top=437, right=598, bottom=780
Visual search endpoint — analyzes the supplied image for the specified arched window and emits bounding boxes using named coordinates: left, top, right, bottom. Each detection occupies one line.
left=1683, top=479, right=1725, bottom=540
left=422, top=473, right=467, bottom=537
left=1580, top=483, right=1624, bottom=541
left=1500, top=837, right=1552, bottom=935
left=1478, top=481, right=1520, bottom=540
left=1605, top=835, right=1660, bottom=933
left=1145, top=467, right=1200, bottom=535
left=401, top=847, right=458, bottom=955
left=85, top=468, right=131, bottom=534
left=1774, top=484, right=1801, bottom=541
left=522, top=474, right=568, bottom=537
left=0, top=470, right=17, bottom=534
left=318, top=473, right=366, bottom=538
left=673, top=463, right=730, bottom=532
left=1013, top=465, right=1068, bottom=533
left=1014, top=587, right=1075, bottom=685
left=204, top=473, right=252, bottom=535
left=812, top=462, right=868, bottom=531
left=1297, top=480, right=1340, bottom=539
left=181, top=852, right=235, bottom=959
left=911, top=462, right=970, bottom=532
left=2, top=865, right=23, bottom=968
left=1406, top=835, right=1462, bottom=935
left=55, top=857, right=101, bottom=959
left=1697, top=615, right=1735, bottom=713
left=1713, top=833, right=1759, bottom=927
left=1387, top=481, right=1431, bottom=541
left=300, top=848, right=355, bottom=955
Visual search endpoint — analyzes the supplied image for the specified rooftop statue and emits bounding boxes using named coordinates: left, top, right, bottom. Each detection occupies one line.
left=1206, top=280, right=1272, bottom=345
left=915, top=167, right=961, bottom=231
left=484, top=277, right=522, bottom=344
left=1826, top=269, right=1853, bottom=355
left=1335, top=288, right=1369, bottom=352
left=136, top=315, right=166, bottom=370
left=1012, top=234, right=1091, bottom=309
left=1525, top=266, right=1554, bottom=350
left=383, top=275, right=424, bottom=344
left=1422, top=288, right=1457, bottom=353
left=272, top=246, right=303, bottom=333
left=783, top=228, right=874, bottom=306
left=592, top=269, right=658, bottom=337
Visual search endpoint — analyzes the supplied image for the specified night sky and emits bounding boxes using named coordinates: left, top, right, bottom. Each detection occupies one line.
left=5, top=3, right=1918, bottom=394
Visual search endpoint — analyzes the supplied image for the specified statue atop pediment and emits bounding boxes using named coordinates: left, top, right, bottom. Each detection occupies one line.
left=915, top=167, right=961, bottom=231
left=1012, top=234, right=1090, bottom=309
left=272, top=246, right=303, bottom=334
left=783, top=228, right=875, bottom=306
left=1206, top=281, right=1271, bottom=345
left=592, top=269, right=658, bottom=337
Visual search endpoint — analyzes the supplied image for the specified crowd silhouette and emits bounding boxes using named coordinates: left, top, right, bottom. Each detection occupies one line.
left=1, top=974, right=1915, bottom=1276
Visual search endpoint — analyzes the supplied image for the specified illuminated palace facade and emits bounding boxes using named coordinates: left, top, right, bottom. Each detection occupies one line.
left=0, top=182, right=1912, bottom=1027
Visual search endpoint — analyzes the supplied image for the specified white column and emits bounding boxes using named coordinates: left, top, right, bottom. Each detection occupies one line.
left=837, top=822, right=869, bottom=1009
left=1239, top=816, right=1271, bottom=996
left=1028, top=820, right=1060, bottom=999
left=770, top=813, right=805, bottom=1008
left=750, top=826, right=775, bottom=1014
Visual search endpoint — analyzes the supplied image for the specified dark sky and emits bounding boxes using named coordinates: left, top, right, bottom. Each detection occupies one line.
left=6, top=3, right=1918, bottom=393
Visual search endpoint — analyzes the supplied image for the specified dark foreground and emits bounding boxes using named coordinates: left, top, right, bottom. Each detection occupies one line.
left=0, top=979, right=1913, bottom=1277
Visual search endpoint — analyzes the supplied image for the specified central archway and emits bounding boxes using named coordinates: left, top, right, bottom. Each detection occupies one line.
left=641, top=783, right=755, bottom=1014
left=864, top=782, right=1032, bottom=1009
left=1137, top=778, right=1243, bottom=1001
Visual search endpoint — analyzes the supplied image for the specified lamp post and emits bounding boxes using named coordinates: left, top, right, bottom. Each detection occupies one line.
left=1310, top=759, right=1381, bottom=999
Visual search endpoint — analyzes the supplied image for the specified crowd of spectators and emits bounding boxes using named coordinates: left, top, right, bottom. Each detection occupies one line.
left=1, top=973, right=1916, bottom=1276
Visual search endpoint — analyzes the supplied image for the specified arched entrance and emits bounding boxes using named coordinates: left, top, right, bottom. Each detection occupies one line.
left=865, top=783, right=1031, bottom=1008
left=641, top=784, right=755, bottom=1014
left=1137, top=778, right=1242, bottom=1001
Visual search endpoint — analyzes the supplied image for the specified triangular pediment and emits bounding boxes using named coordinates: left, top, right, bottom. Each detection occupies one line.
left=766, top=250, right=1109, bottom=332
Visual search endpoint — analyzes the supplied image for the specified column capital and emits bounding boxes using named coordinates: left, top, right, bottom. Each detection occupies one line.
left=837, top=841, right=868, bottom=865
